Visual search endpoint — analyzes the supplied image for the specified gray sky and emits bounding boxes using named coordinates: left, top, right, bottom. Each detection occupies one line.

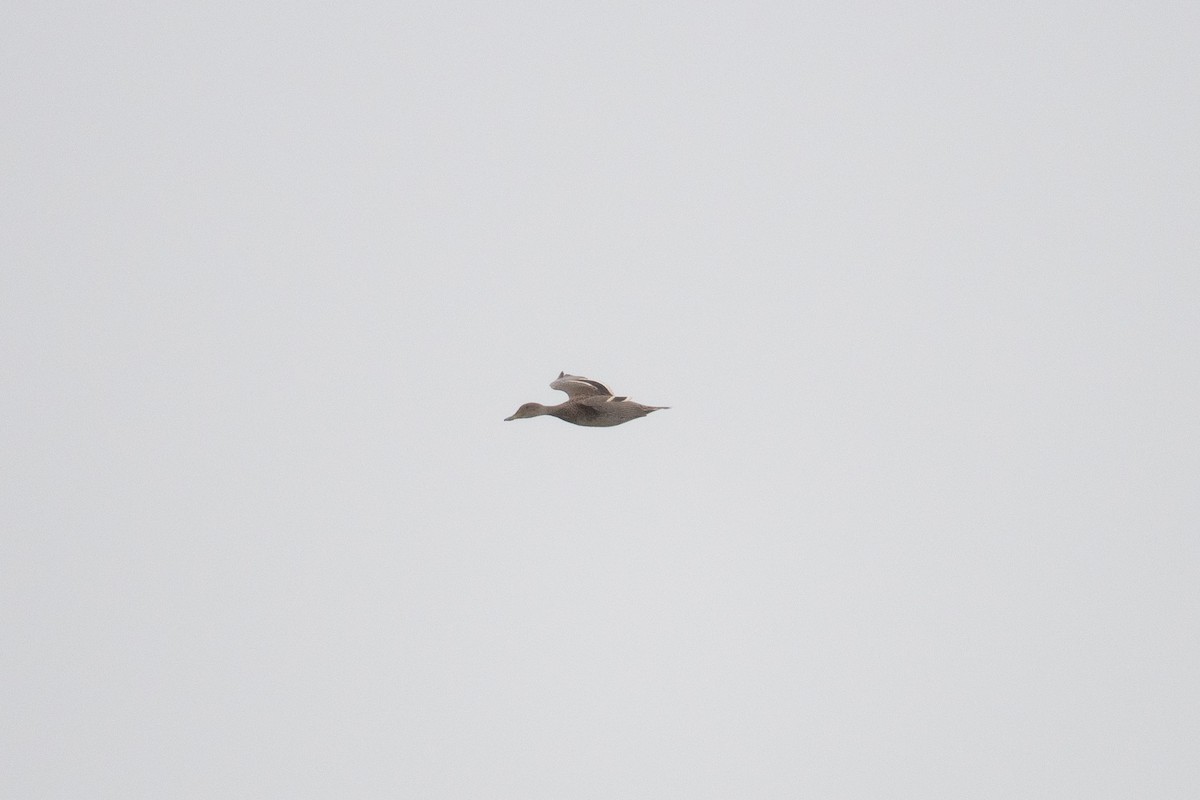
left=3, top=2, right=1198, bottom=797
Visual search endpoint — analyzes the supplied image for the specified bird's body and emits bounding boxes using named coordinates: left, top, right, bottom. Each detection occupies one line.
left=505, top=373, right=668, bottom=427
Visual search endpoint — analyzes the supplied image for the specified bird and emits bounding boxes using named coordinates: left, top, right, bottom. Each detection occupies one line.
left=505, top=372, right=669, bottom=427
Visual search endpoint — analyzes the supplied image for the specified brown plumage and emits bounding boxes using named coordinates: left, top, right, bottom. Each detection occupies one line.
left=505, top=372, right=668, bottom=427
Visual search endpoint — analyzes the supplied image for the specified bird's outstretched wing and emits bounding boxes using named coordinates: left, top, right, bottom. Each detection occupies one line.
left=550, top=372, right=613, bottom=400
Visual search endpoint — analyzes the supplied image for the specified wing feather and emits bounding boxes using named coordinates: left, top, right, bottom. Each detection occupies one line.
left=550, top=372, right=614, bottom=400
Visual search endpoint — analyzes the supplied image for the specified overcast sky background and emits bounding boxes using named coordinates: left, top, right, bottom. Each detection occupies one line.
left=3, top=2, right=1198, bottom=798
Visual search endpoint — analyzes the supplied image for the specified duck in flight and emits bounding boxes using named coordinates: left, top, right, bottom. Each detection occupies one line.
left=505, top=372, right=669, bottom=427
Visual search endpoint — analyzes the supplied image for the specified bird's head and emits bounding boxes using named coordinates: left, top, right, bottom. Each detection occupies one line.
left=504, top=402, right=548, bottom=421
